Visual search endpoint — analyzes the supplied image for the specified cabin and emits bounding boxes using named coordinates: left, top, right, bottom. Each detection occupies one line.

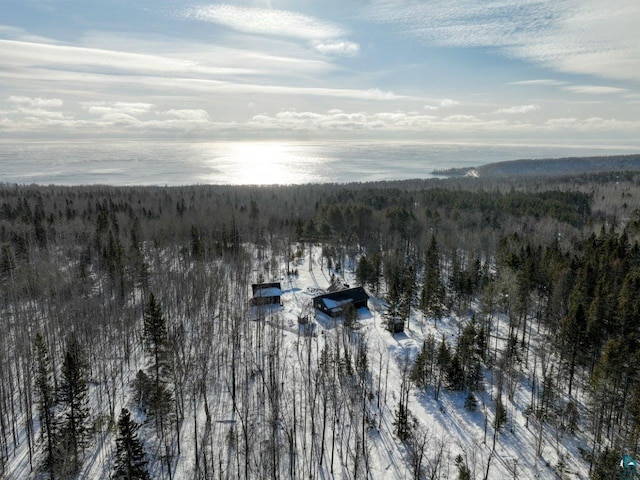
left=313, top=286, right=369, bottom=318
left=251, top=282, right=282, bottom=305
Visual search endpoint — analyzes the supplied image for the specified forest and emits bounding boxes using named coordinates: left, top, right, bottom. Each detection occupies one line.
left=1, top=170, right=640, bottom=479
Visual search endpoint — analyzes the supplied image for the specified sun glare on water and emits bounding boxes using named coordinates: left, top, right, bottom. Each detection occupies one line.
left=205, top=142, right=324, bottom=185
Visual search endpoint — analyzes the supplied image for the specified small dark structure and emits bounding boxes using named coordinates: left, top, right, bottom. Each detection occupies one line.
left=313, top=287, right=369, bottom=318
left=619, top=455, right=638, bottom=480
left=251, top=282, right=282, bottom=305
left=386, top=317, right=405, bottom=334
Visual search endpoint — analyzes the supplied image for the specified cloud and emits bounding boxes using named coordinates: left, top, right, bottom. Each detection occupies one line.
left=366, top=0, right=640, bottom=82
left=509, top=79, right=568, bottom=86
left=248, top=109, right=514, bottom=133
left=0, top=39, right=257, bottom=79
left=545, top=116, right=640, bottom=131
left=564, top=85, right=628, bottom=95
left=439, top=98, right=459, bottom=107
left=185, top=5, right=360, bottom=58
left=82, top=102, right=154, bottom=117
left=495, top=104, right=539, bottom=114
left=9, top=96, right=63, bottom=107
left=424, top=98, right=460, bottom=110
left=185, top=5, right=345, bottom=41
left=311, top=40, right=360, bottom=57
left=163, top=109, right=210, bottom=122
left=14, top=107, right=67, bottom=119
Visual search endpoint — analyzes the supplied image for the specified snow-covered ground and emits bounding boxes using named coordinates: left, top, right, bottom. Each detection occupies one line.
left=6, top=244, right=592, bottom=479
left=267, top=247, right=591, bottom=479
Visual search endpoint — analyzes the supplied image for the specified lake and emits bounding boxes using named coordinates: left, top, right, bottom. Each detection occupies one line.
left=0, top=140, right=637, bottom=186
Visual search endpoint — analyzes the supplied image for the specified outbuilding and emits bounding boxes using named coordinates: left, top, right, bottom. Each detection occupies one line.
left=251, top=282, right=282, bottom=305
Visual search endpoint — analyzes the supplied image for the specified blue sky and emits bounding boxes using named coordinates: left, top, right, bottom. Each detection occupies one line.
left=1, top=0, right=639, bottom=146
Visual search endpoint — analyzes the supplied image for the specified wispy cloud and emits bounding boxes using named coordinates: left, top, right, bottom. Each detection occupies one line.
left=495, top=104, right=539, bottom=114
left=311, top=40, right=360, bottom=57
left=163, top=109, right=210, bottom=122
left=424, top=98, right=460, bottom=110
left=366, top=0, right=640, bottom=81
left=564, top=85, right=627, bottom=95
left=184, top=4, right=360, bottom=57
left=0, top=39, right=259, bottom=78
left=81, top=102, right=154, bottom=116
left=9, top=96, right=63, bottom=107
left=185, top=4, right=345, bottom=40
left=509, top=79, right=568, bottom=87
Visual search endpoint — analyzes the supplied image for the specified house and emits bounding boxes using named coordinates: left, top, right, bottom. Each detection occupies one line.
left=313, top=286, right=369, bottom=318
left=251, top=282, right=282, bottom=305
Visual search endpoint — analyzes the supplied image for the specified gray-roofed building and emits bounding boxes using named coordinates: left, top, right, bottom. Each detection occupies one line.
left=251, top=282, right=282, bottom=305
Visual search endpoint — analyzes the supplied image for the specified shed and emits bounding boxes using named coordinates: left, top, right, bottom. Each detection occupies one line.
left=313, top=287, right=369, bottom=318
left=251, top=282, right=282, bottom=305
left=619, top=455, right=638, bottom=480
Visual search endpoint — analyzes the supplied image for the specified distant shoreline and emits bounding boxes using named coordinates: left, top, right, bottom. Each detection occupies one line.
left=432, top=153, right=640, bottom=177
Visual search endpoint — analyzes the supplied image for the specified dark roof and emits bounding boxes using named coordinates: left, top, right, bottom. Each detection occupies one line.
left=314, top=286, right=369, bottom=304
left=252, top=282, right=282, bottom=297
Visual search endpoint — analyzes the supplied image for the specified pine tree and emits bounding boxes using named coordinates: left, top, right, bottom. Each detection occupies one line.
left=464, top=392, right=478, bottom=412
left=33, top=332, right=56, bottom=478
left=57, top=334, right=90, bottom=475
left=356, top=255, right=371, bottom=287
left=420, top=235, right=445, bottom=324
left=435, top=335, right=451, bottom=400
left=559, top=302, right=587, bottom=395
left=143, top=293, right=173, bottom=423
left=410, top=335, right=436, bottom=391
left=113, top=409, right=150, bottom=480
left=384, top=288, right=403, bottom=334
left=455, top=454, right=471, bottom=480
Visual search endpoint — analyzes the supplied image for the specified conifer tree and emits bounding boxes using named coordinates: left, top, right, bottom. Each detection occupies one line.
left=57, top=334, right=90, bottom=475
left=420, top=235, right=445, bottom=324
left=435, top=335, right=451, bottom=400
left=113, top=409, right=150, bottom=480
left=143, top=293, right=173, bottom=424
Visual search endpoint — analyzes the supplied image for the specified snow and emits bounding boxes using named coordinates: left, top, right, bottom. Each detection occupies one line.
left=322, top=297, right=353, bottom=309
left=253, top=287, right=282, bottom=298
left=5, top=244, right=594, bottom=479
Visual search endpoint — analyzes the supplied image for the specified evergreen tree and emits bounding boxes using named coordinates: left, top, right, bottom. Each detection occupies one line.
left=356, top=255, right=372, bottom=287
left=57, top=334, right=90, bottom=475
left=559, top=302, right=587, bottom=395
left=420, top=235, right=445, bottom=324
left=400, top=261, right=418, bottom=328
left=113, top=409, right=150, bottom=480
left=435, top=335, right=451, bottom=400
left=446, top=354, right=465, bottom=391
left=464, top=392, right=478, bottom=412
left=384, top=288, right=403, bottom=334
left=33, top=332, right=56, bottom=478
left=411, top=334, right=436, bottom=391
left=455, top=454, right=471, bottom=480
left=143, top=293, right=173, bottom=422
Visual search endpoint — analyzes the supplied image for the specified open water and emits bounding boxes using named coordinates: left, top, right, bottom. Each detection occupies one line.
left=0, top=141, right=637, bottom=186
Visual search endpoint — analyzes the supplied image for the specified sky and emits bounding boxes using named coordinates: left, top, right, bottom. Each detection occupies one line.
left=1, top=0, right=639, bottom=146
